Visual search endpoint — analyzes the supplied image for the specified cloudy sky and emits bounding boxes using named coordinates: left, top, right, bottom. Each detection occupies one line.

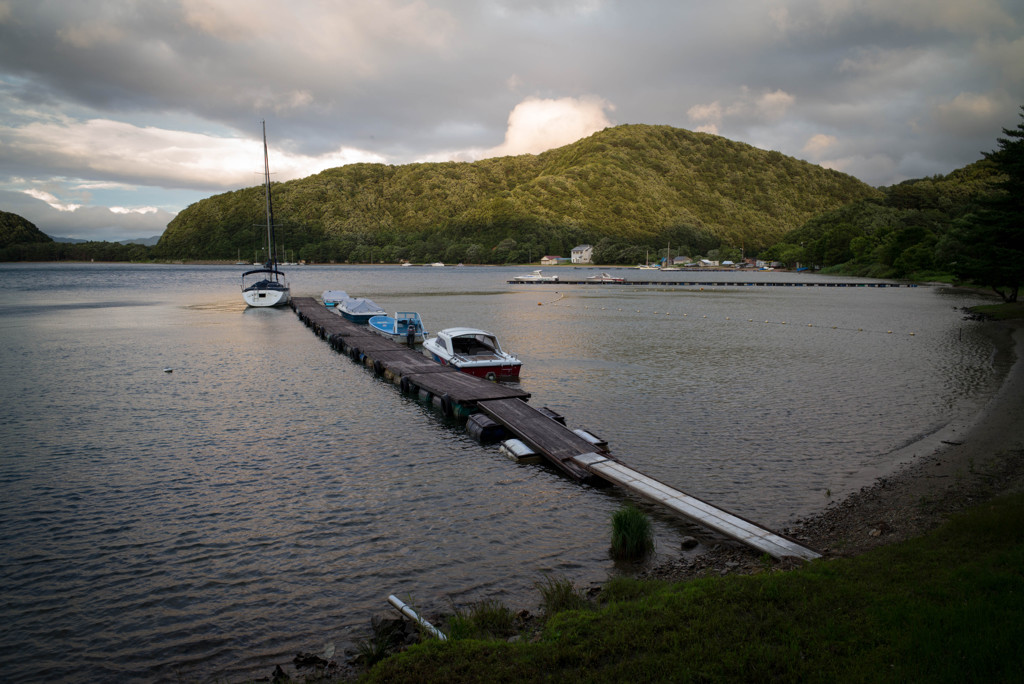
left=1, top=0, right=1021, bottom=241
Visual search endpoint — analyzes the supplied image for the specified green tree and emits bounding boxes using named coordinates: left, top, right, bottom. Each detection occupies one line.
left=950, top=106, right=1024, bottom=302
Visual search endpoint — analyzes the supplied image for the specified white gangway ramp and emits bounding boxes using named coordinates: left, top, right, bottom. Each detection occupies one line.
left=572, top=453, right=821, bottom=562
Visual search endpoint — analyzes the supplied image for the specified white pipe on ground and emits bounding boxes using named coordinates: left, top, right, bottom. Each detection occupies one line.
left=387, top=594, right=447, bottom=641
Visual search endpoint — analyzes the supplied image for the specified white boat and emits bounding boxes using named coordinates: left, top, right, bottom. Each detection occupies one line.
left=422, top=328, right=522, bottom=381
left=368, top=312, right=428, bottom=345
left=335, top=297, right=387, bottom=324
left=242, top=121, right=290, bottom=308
left=512, top=269, right=559, bottom=282
left=637, top=250, right=658, bottom=270
left=586, top=272, right=625, bottom=283
left=321, top=290, right=350, bottom=307
left=431, top=262, right=445, bottom=267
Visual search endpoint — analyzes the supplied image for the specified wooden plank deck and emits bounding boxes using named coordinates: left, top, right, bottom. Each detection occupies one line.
left=368, top=350, right=455, bottom=375
left=477, top=397, right=601, bottom=482
left=572, top=453, right=821, bottom=561
left=410, top=372, right=528, bottom=403
left=291, top=295, right=821, bottom=562
left=509, top=280, right=914, bottom=288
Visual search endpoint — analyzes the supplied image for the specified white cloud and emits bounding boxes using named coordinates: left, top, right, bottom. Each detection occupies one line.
left=23, top=188, right=80, bottom=212
left=484, top=95, right=615, bottom=158
left=109, top=206, right=159, bottom=215
left=802, top=133, right=838, bottom=157
left=2, top=118, right=386, bottom=191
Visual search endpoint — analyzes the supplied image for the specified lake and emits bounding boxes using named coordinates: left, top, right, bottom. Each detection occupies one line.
left=0, top=263, right=1003, bottom=682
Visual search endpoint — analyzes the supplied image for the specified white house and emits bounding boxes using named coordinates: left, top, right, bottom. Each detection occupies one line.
left=571, top=244, right=593, bottom=264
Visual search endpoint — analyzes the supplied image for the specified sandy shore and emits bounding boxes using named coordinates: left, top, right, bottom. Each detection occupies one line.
left=645, top=317, right=1024, bottom=580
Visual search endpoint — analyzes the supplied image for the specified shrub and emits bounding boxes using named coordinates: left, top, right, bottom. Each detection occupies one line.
left=610, top=503, right=654, bottom=560
left=536, top=575, right=588, bottom=617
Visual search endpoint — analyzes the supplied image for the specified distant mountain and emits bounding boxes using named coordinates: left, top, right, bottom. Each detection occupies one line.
left=155, top=124, right=881, bottom=262
left=119, top=235, right=161, bottom=246
left=1, top=210, right=53, bottom=248
left=46, top=235, right=161, bottom=245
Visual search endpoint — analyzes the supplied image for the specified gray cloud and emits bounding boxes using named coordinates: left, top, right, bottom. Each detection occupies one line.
left=0, top=190, right=174, bottom=242
left=1, top=0, right=1021, bottom=240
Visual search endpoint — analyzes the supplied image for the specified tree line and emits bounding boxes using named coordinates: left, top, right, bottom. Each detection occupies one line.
left=2, top=113, right=1021, bottom=301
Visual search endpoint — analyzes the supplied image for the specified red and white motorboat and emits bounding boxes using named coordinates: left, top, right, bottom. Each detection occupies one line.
left=422, top=327, right=522, bottom=380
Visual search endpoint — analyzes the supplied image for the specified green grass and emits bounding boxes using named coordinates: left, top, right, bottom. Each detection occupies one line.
left=535, top=575, right=589, bottom=617
left=609, top=503, right=654, bottom=560
left=360, top=492, right=1024, bottom=682
left=971, top=302, right=1024, bottom=320
left=446, top=599, right=518, bottom=641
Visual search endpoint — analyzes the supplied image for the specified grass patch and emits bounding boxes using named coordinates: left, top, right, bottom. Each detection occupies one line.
left=446, top=599, right=518, bottom=641
left=609, top=503, right=654, bottom=560
left=535, top=575, right=589, bottom=618
left=361, top=492, right=1024, bottom=682
left=971, top=302, right=1024, bottom=320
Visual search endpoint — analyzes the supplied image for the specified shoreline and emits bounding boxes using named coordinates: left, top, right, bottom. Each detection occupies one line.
left=644, top=317, right=1024, bottom=580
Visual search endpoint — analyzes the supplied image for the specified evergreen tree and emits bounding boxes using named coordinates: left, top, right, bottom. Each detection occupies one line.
left=951, top=106, right=1024, bottom=302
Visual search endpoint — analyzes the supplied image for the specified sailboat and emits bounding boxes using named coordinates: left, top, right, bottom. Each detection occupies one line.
left=638, top=249, right=658, bottom=270
left=241, top=121, right=290, bottom=307
left=660, top=241, right=676, bottom=271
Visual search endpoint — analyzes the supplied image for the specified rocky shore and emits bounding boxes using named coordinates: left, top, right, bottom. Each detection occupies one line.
left=644, top=317, right=1024, bottom=582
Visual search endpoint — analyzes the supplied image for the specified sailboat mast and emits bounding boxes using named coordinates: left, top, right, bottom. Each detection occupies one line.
left=262, top=120, right=278, bottom=277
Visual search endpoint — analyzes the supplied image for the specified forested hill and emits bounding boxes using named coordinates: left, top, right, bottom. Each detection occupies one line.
left=155, top=124, right=880, bottom=263
left=0, top=210, right=52, bottom=249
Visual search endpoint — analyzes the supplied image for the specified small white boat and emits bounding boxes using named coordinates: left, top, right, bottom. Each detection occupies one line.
left=586, top=272, right=625, bottom=283
left=423, top=327, right=522, bottom=381
left=431, top=262, right=445, bottom=267
left=368, top=312, right=428, bottom=345
left=321, top=290, right=350, bottom=308
left=512, top=269, right=559, bottom=283
left=335, top=297, right=387, bottom=324
left=242, top=122, right=290, bottom=308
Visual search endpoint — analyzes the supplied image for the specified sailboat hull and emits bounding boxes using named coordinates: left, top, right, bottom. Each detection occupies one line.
left=243, top=285, right=290, bottom=307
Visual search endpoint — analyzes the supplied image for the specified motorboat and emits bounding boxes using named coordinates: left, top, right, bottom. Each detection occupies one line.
left=335, top=297, right=387, bottom=324
left=242, top=121, right=290, bottom=308
left=422, top=327, right=522, bottom=381
left=586, top=272, right=626, bottom=283
left=321, top=290, right=350, bottom=308
left=368, top=312, right=428, bottom=345
left=512, top=269, right=559, bottom=283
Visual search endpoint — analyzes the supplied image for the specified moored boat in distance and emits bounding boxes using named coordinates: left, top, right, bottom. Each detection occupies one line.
left=242, top=121, right=290, bottom=308
left=512, top=269, right=559, bottom=283
left=368, top=312, right=428, bottom=345
left=422, top=327, right=522, bottom=381
left=586, top=272, right=626, bottom=283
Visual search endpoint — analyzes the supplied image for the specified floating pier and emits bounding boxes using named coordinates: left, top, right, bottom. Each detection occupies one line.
left=509, top=279, right=915, bottom=287
left=291, top=297, right=819, bottom=561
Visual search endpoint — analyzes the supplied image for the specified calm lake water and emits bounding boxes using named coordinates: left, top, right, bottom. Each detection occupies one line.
left=0, top=263, right=1005, bottom=681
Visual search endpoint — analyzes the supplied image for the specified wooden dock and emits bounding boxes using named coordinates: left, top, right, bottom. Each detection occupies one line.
left=572, top=453, right=820, bottom=561
left=510, top=279, right=915, bottom=287
left=291, top=296, right=820, bottom=561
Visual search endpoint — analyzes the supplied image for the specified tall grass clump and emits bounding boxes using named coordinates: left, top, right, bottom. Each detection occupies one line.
left=446, top=599, right=517, bottom=640
left=536, top=575, right=588, bottom=617
left=610, top=503, right=654, bottom=560
left=353, top=615, right=404, bottom=668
